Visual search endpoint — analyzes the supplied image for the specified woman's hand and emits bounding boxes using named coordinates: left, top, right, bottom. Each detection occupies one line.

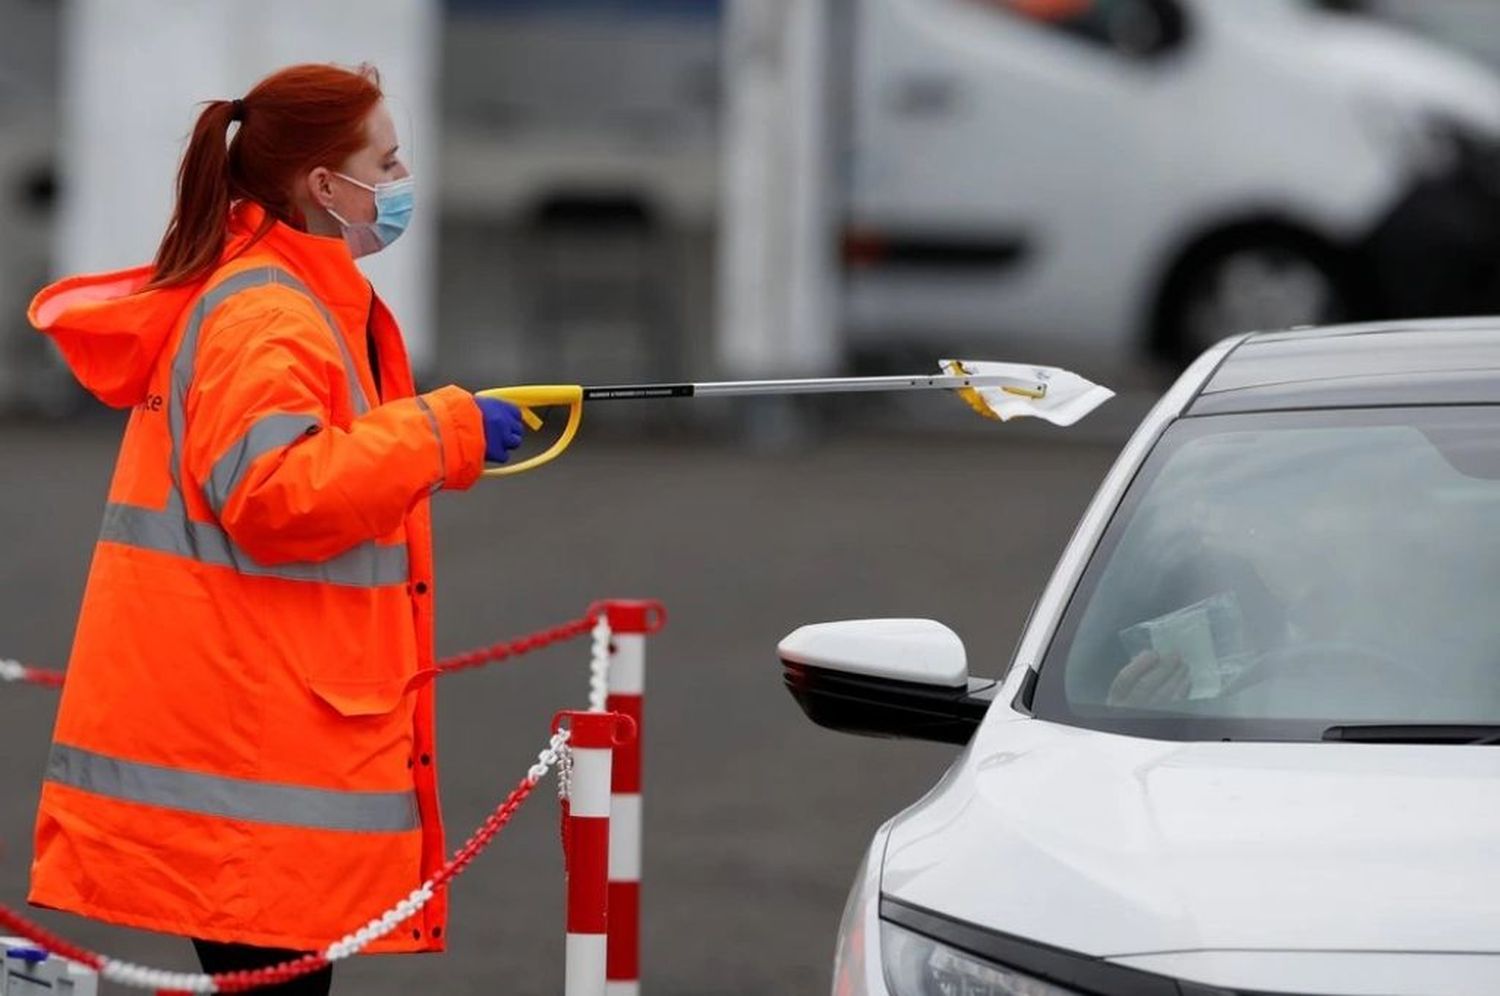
left=475, top=396, right=525, bottom=464
left=1107, top=650, right=1190, bottom=707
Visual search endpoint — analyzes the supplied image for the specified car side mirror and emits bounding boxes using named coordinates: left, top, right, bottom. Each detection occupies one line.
left=778, top=619, right=999, bottom=746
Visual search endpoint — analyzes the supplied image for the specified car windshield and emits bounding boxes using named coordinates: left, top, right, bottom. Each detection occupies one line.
left=1031, top=406, right=1500, bottom=741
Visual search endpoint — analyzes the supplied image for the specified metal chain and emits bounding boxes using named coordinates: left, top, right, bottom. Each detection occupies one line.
left=529, top=730, right=571, bottom=785
left=556, top=736, right=575, bottom=803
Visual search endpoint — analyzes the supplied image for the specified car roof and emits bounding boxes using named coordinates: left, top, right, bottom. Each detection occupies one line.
left=1185, top=317, right=1500, bottom=416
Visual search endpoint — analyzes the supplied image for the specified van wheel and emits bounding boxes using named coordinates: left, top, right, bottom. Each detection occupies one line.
left=1157, top=235, right=1353, bottom=367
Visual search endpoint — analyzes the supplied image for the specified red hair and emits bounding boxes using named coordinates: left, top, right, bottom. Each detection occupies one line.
left=150, top=63, right=383, bottom=287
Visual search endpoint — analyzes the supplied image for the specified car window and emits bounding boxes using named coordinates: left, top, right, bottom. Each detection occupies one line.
left=966, top=0, right=1189, bottom=58
left=1031, top=407, right=1500, bottom=741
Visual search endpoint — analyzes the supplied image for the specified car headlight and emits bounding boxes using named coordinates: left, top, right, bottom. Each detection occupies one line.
left=880, top=921, right=1084, bottom=996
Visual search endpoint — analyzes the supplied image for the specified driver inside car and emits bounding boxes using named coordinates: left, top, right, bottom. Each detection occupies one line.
left=1101, top=542, right=1288, bottom=708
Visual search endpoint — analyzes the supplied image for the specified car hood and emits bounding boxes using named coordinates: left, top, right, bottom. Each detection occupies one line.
left=881, top=717, right=1500, bottom=957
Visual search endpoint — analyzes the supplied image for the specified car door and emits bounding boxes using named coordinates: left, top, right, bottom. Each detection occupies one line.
left=848, top=0, right=1191, bottom=252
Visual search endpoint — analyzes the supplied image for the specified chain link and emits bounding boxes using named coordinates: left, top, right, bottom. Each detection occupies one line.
left=555, top=735, right=575, bottom=803
left=530, top=730, right=571, bottom=785
left=0, top=658, right=64, bottom=688
left=587, top=613, right=612, bottom=712
left=436, top=615, right=597, bottom=676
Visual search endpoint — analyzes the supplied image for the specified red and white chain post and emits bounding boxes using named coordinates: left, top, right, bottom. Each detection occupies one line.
left=556, top=709, right=636, bottom=996
left=587, top=599, right=664, bottom=996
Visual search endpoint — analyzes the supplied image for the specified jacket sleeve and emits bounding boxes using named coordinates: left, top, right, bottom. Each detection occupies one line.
left=182, top=304, right=486, bottom=566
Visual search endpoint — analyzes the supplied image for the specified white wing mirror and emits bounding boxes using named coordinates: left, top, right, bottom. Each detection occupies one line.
left=778, top=619, right=969, bottom=687
left=778, top=619, right=997, bottom=745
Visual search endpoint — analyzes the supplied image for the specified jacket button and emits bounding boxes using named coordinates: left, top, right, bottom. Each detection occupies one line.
left=420, top=753, right=431, bottom=766
left=406, top=757, right=413, bottom=768
left=432, top=926, right=442, bottom=939
left=413, top=581, right=429, bottom=595
left=411, top=929, right=421, bottom=941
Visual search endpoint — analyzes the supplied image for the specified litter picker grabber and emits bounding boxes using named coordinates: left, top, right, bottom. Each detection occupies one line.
left=475, top=360, right=1114, bottom=477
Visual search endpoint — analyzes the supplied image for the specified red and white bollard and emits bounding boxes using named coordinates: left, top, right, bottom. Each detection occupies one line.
left=557, top=709, right=636, bottom=996
left=590, top=600, right=664, bottom=996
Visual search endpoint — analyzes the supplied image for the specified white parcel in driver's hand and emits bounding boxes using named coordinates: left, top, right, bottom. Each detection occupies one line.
left=1119, top=592, right=1251, bottom=699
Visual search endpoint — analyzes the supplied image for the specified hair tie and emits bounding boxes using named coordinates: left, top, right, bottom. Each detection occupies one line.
left=229, top=98, right=245, bottom=122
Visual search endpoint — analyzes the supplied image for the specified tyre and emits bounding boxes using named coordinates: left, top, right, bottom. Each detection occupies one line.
left=1156, top=233, right=1354, bottom=367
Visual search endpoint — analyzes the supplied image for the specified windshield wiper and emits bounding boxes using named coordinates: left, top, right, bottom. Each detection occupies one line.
left=1322, top=723, right=1500, bottom=745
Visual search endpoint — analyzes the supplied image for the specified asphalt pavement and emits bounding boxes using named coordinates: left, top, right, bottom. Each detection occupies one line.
left=0, top=415, right=1124, bottom=994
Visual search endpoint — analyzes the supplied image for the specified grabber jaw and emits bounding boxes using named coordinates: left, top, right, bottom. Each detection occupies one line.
left=943, top=359, right=1050, bottom=420
left=940, top=358, right=1114, bottom=427
left=944, top=360, right=1003, bottom=421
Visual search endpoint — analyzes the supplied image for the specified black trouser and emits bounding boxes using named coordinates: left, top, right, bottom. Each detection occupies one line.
left=192, top=939, right=333, bottom=996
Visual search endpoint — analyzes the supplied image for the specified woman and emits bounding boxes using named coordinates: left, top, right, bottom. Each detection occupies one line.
left=26, top=63, right=524, bottom=993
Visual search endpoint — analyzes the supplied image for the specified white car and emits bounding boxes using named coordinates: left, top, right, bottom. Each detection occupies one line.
left=842, top=0, right=1500, bottom=367
left=782, top=322, right=1500, bottom=996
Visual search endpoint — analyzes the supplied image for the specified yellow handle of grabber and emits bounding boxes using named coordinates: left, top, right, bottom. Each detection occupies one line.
left=475, top=385, right=585, bottom=477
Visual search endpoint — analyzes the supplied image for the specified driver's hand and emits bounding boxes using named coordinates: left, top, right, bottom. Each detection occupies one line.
left=1107, top=650, right=1190, bottom=707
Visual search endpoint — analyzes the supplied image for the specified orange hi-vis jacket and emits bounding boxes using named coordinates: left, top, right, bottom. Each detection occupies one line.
left=26, top=201, right=486, bottom=952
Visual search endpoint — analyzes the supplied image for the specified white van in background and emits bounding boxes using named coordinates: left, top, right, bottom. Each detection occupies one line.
left=840, top=0, right=1500, bottom=368
left=1358, top=0, right=1500, bottom=70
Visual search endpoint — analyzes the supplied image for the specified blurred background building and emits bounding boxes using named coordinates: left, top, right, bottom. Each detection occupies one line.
left=4, top=0, right=1500, bottom=415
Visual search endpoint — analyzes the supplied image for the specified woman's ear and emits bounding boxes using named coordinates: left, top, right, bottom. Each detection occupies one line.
left=305, top=166, right=337, bottom=211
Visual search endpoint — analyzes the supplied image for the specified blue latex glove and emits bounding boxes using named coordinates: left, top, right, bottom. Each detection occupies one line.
left=475, top=396, right=525, bottom=464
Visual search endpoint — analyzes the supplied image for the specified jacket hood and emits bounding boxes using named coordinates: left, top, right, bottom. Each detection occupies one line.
left=27, top=201, right=367, bottom=411
left=26, top=201, right=365, bottom=410
left=28, top=267, right=201, bottom=408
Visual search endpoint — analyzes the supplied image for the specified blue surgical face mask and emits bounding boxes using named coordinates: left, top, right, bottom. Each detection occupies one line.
left=328, top=172, right=414, bottom=258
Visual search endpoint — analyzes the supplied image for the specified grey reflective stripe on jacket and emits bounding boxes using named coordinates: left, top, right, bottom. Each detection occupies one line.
left=99, top=266, right=407, bottom=588
left=48, top=743, right=419, bottom=833
left=203, top=412, right=320, bottom=514
left=99, top=502, right=409, bottom=587
left=413, top=396, right=446, bottom=494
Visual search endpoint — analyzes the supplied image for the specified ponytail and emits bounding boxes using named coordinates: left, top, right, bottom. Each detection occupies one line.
left=149, top=99, right=239, bottom=288
left=148, top=63, right=383, bottom=288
